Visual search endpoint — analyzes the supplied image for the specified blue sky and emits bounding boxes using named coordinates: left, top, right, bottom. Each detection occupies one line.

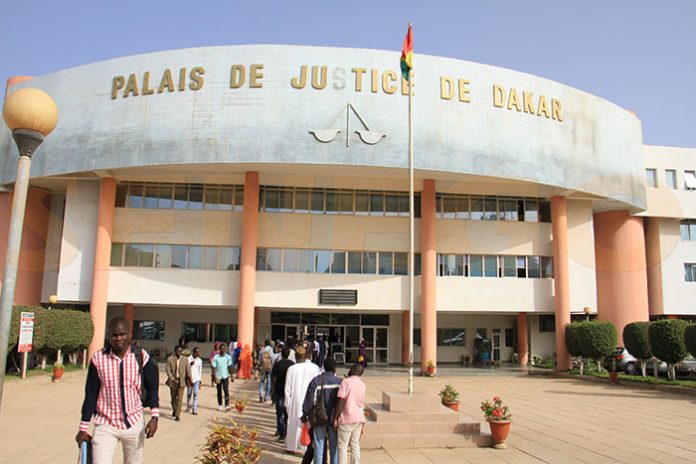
left=2, top=1, right=695, bottom=147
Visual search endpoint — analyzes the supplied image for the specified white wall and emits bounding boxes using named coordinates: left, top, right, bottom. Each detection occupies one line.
left=660, top=218, right=696, bottom=315
left=528, top=315, right=556, bottom=360
left=41, top=194, right=65, bottom=302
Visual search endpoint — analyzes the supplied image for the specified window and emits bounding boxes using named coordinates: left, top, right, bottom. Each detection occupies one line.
left=484, top=255, right=498, bottom=277
left=505, top=328, right=515, bottom=347
left=171, top=246, right=187, bottom=268
left=685, top=263, right=696, bottom=282
left=645, top=169, right=657, bottom=187
left=680, top=220, right=696, bottom=241
left=188, top=184, right=204, bottom=209
left=470, top=196, right=484, bottom=220
left=502, top=256, right=516, bottom=277
left=355, top=191, right=369, bottom=215
left=378, top=252, right=393, bottom=275
left=213, top=324, right=237, bottom=342
left=363, top=252, right=377, bottom=274
left=483, top=198, right=497, bottom=221
left=516, top=256, right=527, bottom=278
left=539, top=315, right=556, bottom=332
left=219, top=247, right=241, bottom=270
left=347, top=252, right=362, bottom=274
left=685, top=171, right=696, bottom=190
left=154, top=245, right=172, bottom=268
left=298, top=250, right=314, bottom=273
left=134, top=320, right=165, bottom=341
left=524, top=199, right=539, bottom=222
left=527, top=256, right=541, bottom=278
left=666, top=169, right=677, bottom=189
left=369, top=192, right=384, bottom=215
left=282, top=249, right=300, bottom=272
left=295, top=188, right=310, bottom=212
left=394, top=253, right=408, bottom=275
left=315, top=250, right=331, bottom=273
left=118, top=182, right=244, bottom=210
left=110, top=243, right=123, bottom=266
left=182, top=323, right=207, bottom=343
left=187, top=246, right=203, bottom=269
left=124, top=244, right=152, bottom=267
left=330, top=251, right=347, bottom=274
left=438, top=328, right=466, bottom=346
left=202, top=247, right=218, bottom=270
left=127, top=183, right=144, bottom=208
left=469, top=255, right=483, bottom=277
left=542, top=256, right=554, bottom=278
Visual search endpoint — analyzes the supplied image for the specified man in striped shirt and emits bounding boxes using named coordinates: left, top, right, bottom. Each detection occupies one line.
left=75, top=317, right=160, bottom=463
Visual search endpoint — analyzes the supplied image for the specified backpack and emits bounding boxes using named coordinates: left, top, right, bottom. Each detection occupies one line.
left=308, top=376, right=329, bottom=427
left=261, top=350, right=272, bottom=373
left=132, top=345, right=149, bottom=406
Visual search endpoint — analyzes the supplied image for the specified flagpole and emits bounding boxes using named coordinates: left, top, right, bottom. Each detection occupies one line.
left=408, top=65, right=415, bottom=395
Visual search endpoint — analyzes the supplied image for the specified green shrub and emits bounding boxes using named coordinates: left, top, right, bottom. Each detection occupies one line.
left=577, top=321, right=617, bottom=371
left=624, top=322, right=652, bottom=360
left=685, top=324, right=696, bottom=358
left=8, top=306, right=48, bottom=352
left=8, top=305, right=92, bottom=357
left=649, top=319, right=688, bottom=380
left=565, top=323, right=582, bottom=357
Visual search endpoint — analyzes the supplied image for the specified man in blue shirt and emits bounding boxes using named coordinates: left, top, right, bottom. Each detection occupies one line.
left=211, top=344, right=233, bottom=411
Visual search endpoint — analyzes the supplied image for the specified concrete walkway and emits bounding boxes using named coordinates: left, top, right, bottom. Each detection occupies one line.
left=0, top=367, right=695, bottom=463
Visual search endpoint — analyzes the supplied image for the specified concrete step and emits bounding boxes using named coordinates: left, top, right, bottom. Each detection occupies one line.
left=366, top=403, right=460, bottom=423
left=364, top=419, right=480, bottom=436
left=361, top=431, right=492, bottom=449
left=382, top=391, right=442, bottom=412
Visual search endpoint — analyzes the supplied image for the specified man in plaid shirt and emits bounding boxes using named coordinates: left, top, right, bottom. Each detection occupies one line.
left=75, top=317, right=160, bottom=463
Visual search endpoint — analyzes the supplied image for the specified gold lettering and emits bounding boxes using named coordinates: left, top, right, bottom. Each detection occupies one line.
left=311, top=65, right=327, bottom=90
left=189, top=67, right=205, bottom=91
left=371, top=69, right=379, bottom=93
left=523, top=91, right=535, bottom=113
left=230, top=65, right=246, bottom=89
left=111, top=76, right=125, bottom=99
left=552, top=99, right=563, bottom=121
left=382, top=70, right=397, bottom=94
left=351, top=67, right=367, bottom=92
left=507, top=88, right=521, bottom=111
left=124, top=74, right=139, bottom=98
left=401, top=76, right=411, bottom=95
left=158, top=69, right=175, bottom=93
left=178, top=68, right=187, bottom=91
left=141, top=72, right=154, bottom=95
left=440, top=76, right=455, bottom=100
left=291, top=65, right=307, bottom=89
left=537, top=95, right=550, bottom=118
left=249, top=64, right=264, bottom=88
left=493, top=84, right=505, bottom=107
left=458, top=79, right=471, bottom=103
left=332, top=67, right=346, bottom=89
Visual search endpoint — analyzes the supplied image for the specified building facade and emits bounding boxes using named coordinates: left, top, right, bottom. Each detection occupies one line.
left=1, top=45, right=693, bottom=372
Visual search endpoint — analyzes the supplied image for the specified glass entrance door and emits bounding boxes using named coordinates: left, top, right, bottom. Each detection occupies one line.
left=492, top=329, right=501, bottom=363
left=361, top=326, right=389, bottom=364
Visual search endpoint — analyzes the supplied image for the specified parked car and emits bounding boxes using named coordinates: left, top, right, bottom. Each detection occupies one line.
left=604, top=347, right=639, bottom=374
left=642, top=356, right=696, bottom=379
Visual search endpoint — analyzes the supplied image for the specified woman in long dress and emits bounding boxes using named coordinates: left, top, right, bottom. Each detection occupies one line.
left=359, top=339, right=368, bottom=368
left=284, top=346, right=321, bottom=453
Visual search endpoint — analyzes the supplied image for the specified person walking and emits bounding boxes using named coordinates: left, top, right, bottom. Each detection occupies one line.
left=209, top=342, right=221, bottom=386
left=212, top=344, right=234, bottom=411
left=358, top=340, right=367, bottom=368
left=186, top=347, right=203, bottom=415
left=259, top=340, right=273, bottom=402
left=166, top=345, right=192, bottom=421
left=333, top=363, right=367, bottom=464
left=271, top=347, right=294, bottom=441
left=284, top=346, right=321, bottom=454
left=303, top=358, right=342, bottom=464
left=75, top=317, right=160, bottom=464
left=238, top=343, right=252, bottom=379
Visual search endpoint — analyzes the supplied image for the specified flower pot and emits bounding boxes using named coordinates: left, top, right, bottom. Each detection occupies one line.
left=52, top=367, right=64, bottom=382
left=426, top=366, right=435, bottom=376
left=443, top=401, right=459, bottom=412
left=488, top=419, right=511, bottom=449
left=609, top=372, right=619, bottom=384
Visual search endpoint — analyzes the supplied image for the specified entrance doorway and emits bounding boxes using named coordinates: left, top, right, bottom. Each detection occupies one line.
left=361, top=326, right=389, bottom=364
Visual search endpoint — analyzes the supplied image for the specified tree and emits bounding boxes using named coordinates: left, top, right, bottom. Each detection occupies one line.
left=43, top=309, right=93, bottom=364
left=623, top=322, right=652, bottom=377
left=685, top=324, right=696, bottom=359
left=577, top=321, right=617, bottom=373
left=649, top=319, right=688, bottom=381
left=565, top=323, right=585, bottom=374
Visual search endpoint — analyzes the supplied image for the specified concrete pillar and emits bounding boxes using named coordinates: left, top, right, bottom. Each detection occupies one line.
left=238, top=172, right=259, bottom=349
left=551, top=196, right=571, bottom=371
left=517, top=312, right=528, bottom=366
left=87, top=178, right=116, bottom=360
left=401, top=310, right=409, bottom=366
left=594, top=210, right=649, bottom=344
left=420, top=179, right=437, bottom=374
left=0, top=193, right=10, bottom=297
left=123, top=303, right=135, bottom=338
left=644, top=217, right=664, bottom=317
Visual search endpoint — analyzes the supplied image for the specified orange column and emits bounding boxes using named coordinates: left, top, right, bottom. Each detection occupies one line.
left=401, top=310, right=409, bottom=366
left=644, top=217, right=664, bottom=317
left=551, top=196, right=571, bottom=371
left=123, top=303, right=135, bottom=338
left=420, top=179, right=437, bottom=374
left=517, top=312, right=528, bottom=366
left=87, top=178, right=116, bottom=360
left=15, top=188, right=52, bottom=305
left=594, top=210, right=649, bottom=344
left=238, top=172, right=259, bottom=350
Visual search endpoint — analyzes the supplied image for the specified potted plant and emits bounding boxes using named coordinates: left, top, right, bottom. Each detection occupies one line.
left=425, top=360, right=435, bottom=376
left=439, top=384, right=460, bottom=411
left=481, top=395, right=511, bottom=449
left=234, top=395, right=250, bottom=415
left=197, top=418, right=261, bottom=464
left=52, top=362, right=65, bottom=382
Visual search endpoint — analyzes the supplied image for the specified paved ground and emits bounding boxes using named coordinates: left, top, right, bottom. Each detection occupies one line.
left=1, top=366, right=695, bottom=463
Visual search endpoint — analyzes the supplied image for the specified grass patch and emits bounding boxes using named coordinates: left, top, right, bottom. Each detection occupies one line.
left=5, top=363, right=84, bottom=381
left=566, top=368, right=696, bottom=388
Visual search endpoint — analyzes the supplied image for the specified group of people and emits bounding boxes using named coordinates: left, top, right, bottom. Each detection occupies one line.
left=75, top=318, right=367, bottom=464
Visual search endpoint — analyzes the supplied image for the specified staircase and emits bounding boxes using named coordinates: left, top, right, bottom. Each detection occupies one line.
left=361, top=391, right=492, bottom=449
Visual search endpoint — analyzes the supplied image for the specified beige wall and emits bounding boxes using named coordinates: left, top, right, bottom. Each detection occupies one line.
left=642, top=145, right=696, bottom=218
left=567, top=200, right=598, bottom=313
left=659, top=218, right=696, bottom=315
left=528, top=315, right=556, bottom=360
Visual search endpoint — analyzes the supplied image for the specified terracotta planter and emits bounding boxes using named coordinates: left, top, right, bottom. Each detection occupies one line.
left=52, top=367, right=64, bottom=382
left=426, top=366, right=435, bottom=376
left=443, top=401, right=459, bottom=412
left=609, top=372, right=619, bottom=384
left=488, top=419, right=511, bottom=449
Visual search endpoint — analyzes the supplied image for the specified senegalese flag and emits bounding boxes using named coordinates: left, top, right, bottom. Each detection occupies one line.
left=400, top=23, right=413, bottom=81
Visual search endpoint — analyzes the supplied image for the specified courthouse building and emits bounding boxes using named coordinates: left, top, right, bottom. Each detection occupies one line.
left=1, top=45, right=694, bottom=371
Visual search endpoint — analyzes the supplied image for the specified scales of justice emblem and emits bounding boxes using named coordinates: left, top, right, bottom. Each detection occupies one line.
left=310, top=103, right=386, bottom=147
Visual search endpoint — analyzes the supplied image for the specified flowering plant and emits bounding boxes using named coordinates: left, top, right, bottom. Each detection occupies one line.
left=480, top=396, right=511, bottom=421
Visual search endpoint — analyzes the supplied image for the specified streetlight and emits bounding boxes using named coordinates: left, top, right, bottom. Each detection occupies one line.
left=583, top=306, right=592, bottom=322
left=0, top=87, right=58, bottom=412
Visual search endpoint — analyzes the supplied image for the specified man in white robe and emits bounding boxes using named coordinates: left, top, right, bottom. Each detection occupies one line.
left=284, top=346, right=321, bottom=453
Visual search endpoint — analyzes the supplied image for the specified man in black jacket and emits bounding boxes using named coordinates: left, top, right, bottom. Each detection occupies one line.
left=270, top=347, right=294, bottom=440
left=302, top=357, right=342, bottom=464
left=75, top=317, right=160, bottom=464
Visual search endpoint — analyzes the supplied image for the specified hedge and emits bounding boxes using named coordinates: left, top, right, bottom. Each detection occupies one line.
left=565, top=323, right=582, bottom=357
left=649, top=319, right=688, bottom=365
left=8, top=305, right=92, bottom=354
left=577, top=320, right=617, bottom=361
left=623, top=322, right=653, bottom=360
left=686, top=324, right=696, bottom=358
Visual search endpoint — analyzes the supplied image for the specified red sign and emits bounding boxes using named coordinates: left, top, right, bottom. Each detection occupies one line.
left=18, top=312, right=35, bottom=353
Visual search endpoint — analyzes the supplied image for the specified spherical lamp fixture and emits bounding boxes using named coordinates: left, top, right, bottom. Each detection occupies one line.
left=2, top=88, right=58, bottom=157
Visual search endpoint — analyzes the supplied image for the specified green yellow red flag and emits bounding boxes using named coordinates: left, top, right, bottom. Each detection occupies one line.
left=400, top=24, right=413, bottom=81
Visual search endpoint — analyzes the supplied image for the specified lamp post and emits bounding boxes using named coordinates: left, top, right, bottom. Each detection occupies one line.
left=583, top=306, right=592, bottom=322
left=0, top=88, right=58, bottom=412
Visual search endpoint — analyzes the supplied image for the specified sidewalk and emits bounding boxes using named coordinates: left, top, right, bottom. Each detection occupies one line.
left=1, top=366, right=695, bottom=463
